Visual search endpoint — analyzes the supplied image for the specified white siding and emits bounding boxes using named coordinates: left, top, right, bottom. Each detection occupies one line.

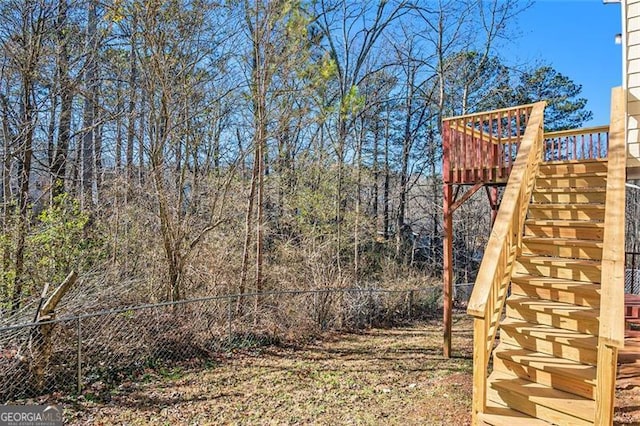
left=627, top=0, right=640, bottom=170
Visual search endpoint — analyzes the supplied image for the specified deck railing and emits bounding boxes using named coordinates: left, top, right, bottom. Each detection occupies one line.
left=442, top=104, right=536, bottom=184
left=543, top=125, right=609, bottom=162
left=594, top=87, right=626, bottom=424
left=465, top=101, right=546, bottom=424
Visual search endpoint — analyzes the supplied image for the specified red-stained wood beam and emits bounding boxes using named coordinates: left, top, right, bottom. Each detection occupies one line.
left=450, top=182, right=484, bottom=213
left=485, top=185, right=500, bottom=226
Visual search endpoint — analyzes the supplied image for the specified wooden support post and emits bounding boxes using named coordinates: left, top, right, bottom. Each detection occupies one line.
left=595, top=344, right=618, bottom=425
left=471, top=318, right=487, bottom=425
left=485, top=186, right=499, bottom=226
left=443, top=183, right=454, bottom=358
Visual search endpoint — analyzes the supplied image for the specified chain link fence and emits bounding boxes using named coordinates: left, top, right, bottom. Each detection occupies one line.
left=627, top=251, right=640, bottom=295
left=453, top=283, right=474, bottom=306
left=0, top=286, right=448, bottom=403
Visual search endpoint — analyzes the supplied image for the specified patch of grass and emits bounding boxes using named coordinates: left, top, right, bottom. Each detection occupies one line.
left=64, top=315, right=475, bottom=425
left=158, top=367, right=184, bottom=380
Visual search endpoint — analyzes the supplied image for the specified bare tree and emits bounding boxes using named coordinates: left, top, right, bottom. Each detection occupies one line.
left=316, top=0, right=407, bottom=275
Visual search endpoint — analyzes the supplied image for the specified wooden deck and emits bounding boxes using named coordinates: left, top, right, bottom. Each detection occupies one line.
left=620, top=293, right=640, bottom=389
left=620, top=329, right=640, bottom=386
left=618, top=294, right=640, bottom=417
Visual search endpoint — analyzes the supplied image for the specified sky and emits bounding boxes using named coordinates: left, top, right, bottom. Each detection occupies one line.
left=506, top=0, right=622, bottom=126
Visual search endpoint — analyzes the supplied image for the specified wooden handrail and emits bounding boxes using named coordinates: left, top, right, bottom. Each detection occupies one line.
left=443, top=102, right=538, bottom=122
left=450, top=123, right=521, bottom=144
left=466, top=101, right=545, bottom=423
left=544, top=125, right=609, bottom=139
left=594, top=86, right=626, bottom=425
left=598, top=87, right=626, bottom=348
left=467, top=101, right=545, bottom=318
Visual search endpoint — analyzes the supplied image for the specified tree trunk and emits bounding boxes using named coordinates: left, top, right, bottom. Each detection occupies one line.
left=81, top=0, right=98, bottom=207
left=115, top=80, right=123, bottom=170
left=353, top=120, right=364, bottom=282
left=239, top=146, right=258, bottom=311
left=372, top=118, right=380, bottom=228
left=396, top=67, right=414, bottom=261
left=1, top=96, right=12, bottom=303
left=126, top=11, right=138, bottom=180
left=53, top=0, right=72, bottom=198
left=383, top=107, right=391, bottom=240
left=335, top=117, right=346, bottom=274
left=12, top=79, right=36, bottom=313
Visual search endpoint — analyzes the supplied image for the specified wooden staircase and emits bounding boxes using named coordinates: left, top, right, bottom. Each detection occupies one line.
left=462, top=88, right=627, bottom=425
left=479, top=159, right=606, bottom=425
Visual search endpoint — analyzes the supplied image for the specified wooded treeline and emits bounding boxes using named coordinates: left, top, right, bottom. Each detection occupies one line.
left=0, top=0, right=595, bottom=315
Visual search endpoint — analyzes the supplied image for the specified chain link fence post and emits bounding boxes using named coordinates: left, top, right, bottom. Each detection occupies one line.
left=227, top=296, right=233, bottom=349
left=76, top=317, right=82, bottom=394
left=313, top=291, right=318, bottom=325
left=368, top=289, right=373, bottom=327
left=408, top=290, right=414, bottom=320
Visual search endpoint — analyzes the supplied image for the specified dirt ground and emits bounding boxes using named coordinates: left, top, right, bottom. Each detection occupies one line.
left=60, top=314, right=639, bottom=425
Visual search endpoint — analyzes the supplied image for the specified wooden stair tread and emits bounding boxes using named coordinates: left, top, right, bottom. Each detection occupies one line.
left=524, top=219, right=604, bottom=227
left=533, top=187, right=606, bottom=193
left=520, top=236, right=603, bottom=248
left=510, top=274, right=600, bottom=307
left=542, top=159, right=607, bottom=166
left=528, top=203, right=604, bottom=210
left=512, top=273, right=602, bottom=285
left=521, top=237, right=604, bottom=261
left=506, top=297, right=600, bottom=335
left=500, top=317, right=598, bottom=347
left=517, top=255, right=601, bottom=268
left=535, top=176, right=607, bottom=189
left=494, top=342, right=597, bottom=383
left=511, top=273, right=602, bottom=290
left=536, top=171, right=607, bottom=178
left=515, top=256, right=602, bottom=283
left=479, top=400, right=552, bottom=425
left=488, top=371, right=595, bottom=423
left=506, top=296, right=599, bottom=320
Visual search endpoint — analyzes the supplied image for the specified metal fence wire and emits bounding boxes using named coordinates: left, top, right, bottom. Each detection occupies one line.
left=0, top=286, right=446, bottom=403
left=453, top=283, right=474, bottom=305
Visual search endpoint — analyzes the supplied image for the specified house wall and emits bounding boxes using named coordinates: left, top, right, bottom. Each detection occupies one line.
left=626, top=0, right=640, bottom=177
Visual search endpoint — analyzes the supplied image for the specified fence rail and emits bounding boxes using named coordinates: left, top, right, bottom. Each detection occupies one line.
left=0, top=286, right=451, bottom=403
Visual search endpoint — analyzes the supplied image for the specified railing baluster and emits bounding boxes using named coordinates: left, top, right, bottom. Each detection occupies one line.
left=495, top=113, right=500, bottom=176
left=463, top=120, right=468, bottom=183
left=542, top=126, right=610, bottom=162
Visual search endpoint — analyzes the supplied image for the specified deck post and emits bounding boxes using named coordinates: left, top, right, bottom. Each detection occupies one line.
left=595, top=344, right=618, bottom=425
left=486, top=186, right=499, bottom=225
left=443, top=183, right=454, bottom=358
